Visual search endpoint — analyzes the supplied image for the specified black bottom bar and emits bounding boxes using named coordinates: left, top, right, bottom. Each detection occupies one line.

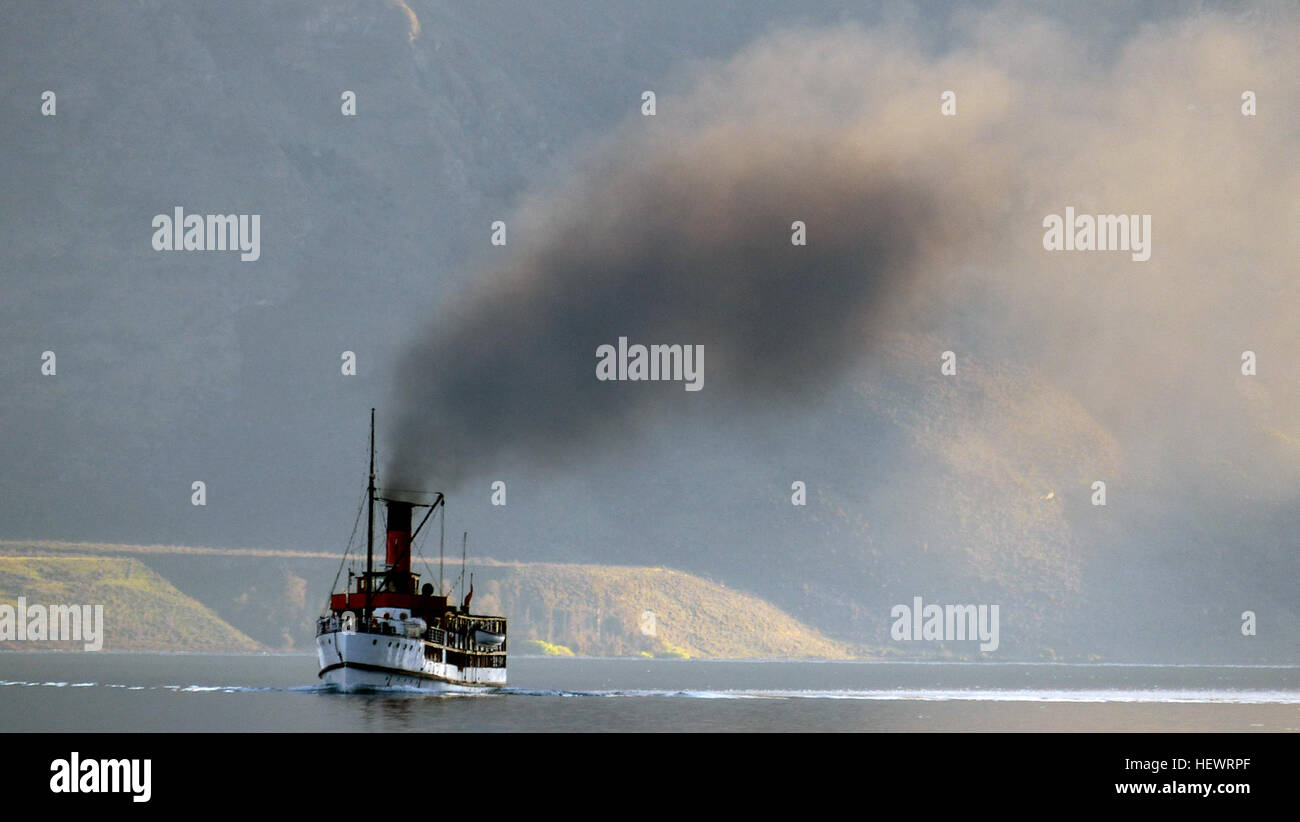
left=5, top=732, right=1292, bottom=810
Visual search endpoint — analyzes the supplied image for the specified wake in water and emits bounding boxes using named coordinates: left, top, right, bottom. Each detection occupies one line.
left=0, top=680, right=325, bottom=694
left=499, top=687, right=1300, bottom=704
left=5, top=679, right=1299, bottom=704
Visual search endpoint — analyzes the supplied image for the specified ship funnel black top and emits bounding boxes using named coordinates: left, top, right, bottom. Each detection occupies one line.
left=385, top=499, right=413, bottom=575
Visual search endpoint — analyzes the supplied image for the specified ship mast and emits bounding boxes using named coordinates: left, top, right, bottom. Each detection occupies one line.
left=365, top=408, right=376, bottom=620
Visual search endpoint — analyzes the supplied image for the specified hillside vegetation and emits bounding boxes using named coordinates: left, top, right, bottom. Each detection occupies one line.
left=469, top=562, right=855, bottom=658
left=0, top=543, right=856, bottom=658
left=0, top=556, right=261, bottom=652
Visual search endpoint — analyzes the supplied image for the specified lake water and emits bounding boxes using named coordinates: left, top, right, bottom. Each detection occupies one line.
left=2, top=653, right=1298, bottom=732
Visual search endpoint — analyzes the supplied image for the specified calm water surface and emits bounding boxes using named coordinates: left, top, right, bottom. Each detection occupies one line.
left=1, top=653, right=1297, bottom=732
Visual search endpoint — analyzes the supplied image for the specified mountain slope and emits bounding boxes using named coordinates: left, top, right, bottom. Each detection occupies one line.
left=0, top=556, right=261, bottom=652
left=0, top=543, right=858, bottom=658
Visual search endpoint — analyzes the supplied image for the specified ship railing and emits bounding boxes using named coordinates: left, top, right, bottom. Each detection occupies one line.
left=317, top=616, right=405, bottom=638
left=317, top=616, right=506, bottom=654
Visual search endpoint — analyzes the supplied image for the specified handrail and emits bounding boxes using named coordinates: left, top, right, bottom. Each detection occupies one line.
left=316, top=617, right=506, bottom=653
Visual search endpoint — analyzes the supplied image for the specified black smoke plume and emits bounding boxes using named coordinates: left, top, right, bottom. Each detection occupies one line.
left=387, top=116, right=980, bottom=486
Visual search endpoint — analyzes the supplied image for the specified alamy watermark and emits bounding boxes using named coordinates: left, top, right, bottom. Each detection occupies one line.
left=151, top=207, right=261, bottom=261
left=1042, top=206, right=1151, bottom=262
left=50, top=753, right=150, bottom=803
left=0, top=598, right=104, bottom=651
left=890, top=596, right=999, bottom=652
left=596, top=337, right=703, bottom=391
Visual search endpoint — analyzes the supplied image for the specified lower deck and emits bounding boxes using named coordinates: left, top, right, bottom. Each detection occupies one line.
left=317, top=629, right=507, bottom=690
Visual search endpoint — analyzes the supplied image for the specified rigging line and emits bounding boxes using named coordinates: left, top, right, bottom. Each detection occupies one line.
left=454, top=531, right=467, bottom=604
left=332, top=484, right=367, bottom=589
left=326, top=484, right=367, bottom=610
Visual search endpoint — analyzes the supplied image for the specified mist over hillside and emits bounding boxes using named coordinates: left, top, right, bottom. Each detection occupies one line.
left=2, top=1, right=1297, bottom=663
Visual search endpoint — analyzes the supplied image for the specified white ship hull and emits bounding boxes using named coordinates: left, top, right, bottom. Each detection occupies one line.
left=317, top=630, right=507, bottom=693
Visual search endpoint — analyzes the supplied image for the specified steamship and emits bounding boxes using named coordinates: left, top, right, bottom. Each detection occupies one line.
left=315, top=411, right=507, bottom=692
